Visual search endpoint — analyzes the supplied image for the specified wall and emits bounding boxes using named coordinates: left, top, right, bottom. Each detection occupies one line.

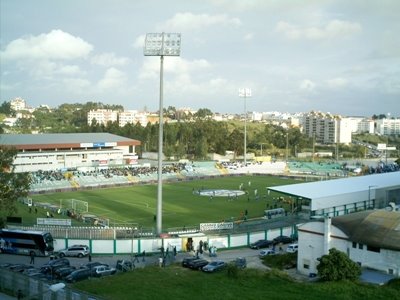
left=53, top=225, right=296, bottom=256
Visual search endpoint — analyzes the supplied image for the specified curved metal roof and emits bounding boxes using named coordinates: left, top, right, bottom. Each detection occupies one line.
left=332, top=210, right=400, bottom=251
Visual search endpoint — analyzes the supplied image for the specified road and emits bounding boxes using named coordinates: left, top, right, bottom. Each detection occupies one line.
left=0, top=247, right=268, bottom=271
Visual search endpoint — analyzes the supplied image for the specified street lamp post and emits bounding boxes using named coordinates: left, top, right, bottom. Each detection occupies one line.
left=239, top=88, right=251, bottom=165
left=144, top=32, right=181, bottom=235
left=285, top=132, right=289, bottom=163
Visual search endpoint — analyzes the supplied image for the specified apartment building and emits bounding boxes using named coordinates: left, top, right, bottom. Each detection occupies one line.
left=376, top=118, right=400, bottom=135
left=302, top=111, right=352, bottom=144
left=87, top=109, right=118, bottom=125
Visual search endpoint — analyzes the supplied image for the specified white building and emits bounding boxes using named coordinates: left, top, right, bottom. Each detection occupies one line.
left=10, top=97, right=27, bottom=111
left=376, top=118, right=400, bottom=135
left=0, top=133, right=140, bottom=172
left=119, top=110, right=149, bottom=127
left=268, top=172, right=400, bottom=218
left=87, top=109, right=118, bottom=125
left=297, top=210, right=400, bottom=277
left=302, top=111, right=352, bottom=144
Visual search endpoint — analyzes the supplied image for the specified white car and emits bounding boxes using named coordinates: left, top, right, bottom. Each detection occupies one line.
left=286, top=244, right=298, bottom=253
left=259, top=249, right=276, bottom=257
left=58, top=245, right=90, bottom=258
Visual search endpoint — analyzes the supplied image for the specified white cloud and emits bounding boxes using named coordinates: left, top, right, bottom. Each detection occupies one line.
left=62, top=78, right=91, bottom=92
left=243, top=33, right=254, bottom=41
left=299, top=79, right=316, bottom=91
left=91, top=53, right=130, bottom=67
left=161, top=12, right=241, bottom=31
left=327, top=77, right=348, bottom=89
left=56, top=65, right=82, bottom=76
left=97, top=68, right=128, bottom=90
left=132, top=34, right=146, bottom=49
left=138, top=57, right=212, bottom=80
left=0, top=30, right=93, bottom=61
left=276, top=20, right=361, bottom=40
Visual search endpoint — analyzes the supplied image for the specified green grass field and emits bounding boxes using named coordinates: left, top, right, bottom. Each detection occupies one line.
left=73, top=265, right=400, bottom=300
left=25, top=175, right=299, bottom=229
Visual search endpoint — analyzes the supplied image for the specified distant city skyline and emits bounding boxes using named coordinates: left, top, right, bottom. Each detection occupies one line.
left=1, top=1, right=399, bottom=117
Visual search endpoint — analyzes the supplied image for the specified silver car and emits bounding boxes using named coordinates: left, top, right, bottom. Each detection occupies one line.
left=58, top=245, right=90, bottom=258
left=92, top=265, right=116, bottom=277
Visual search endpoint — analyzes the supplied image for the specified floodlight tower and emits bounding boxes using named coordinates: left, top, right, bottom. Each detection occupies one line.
left=144, top=32, right=181, bottom=235
left=239, top=88, right=251, bottom=165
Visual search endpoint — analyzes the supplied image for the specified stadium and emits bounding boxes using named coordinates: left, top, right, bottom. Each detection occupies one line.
left=1, top=133, right=399, bottom=259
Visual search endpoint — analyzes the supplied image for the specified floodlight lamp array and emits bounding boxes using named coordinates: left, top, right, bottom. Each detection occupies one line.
left=239, top=88, right=252, bottom=97
left=144, top=33, right=181, bottom=56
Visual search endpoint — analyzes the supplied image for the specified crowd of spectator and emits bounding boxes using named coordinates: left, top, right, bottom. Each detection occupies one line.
left=30, top=163, right=189, bottom=185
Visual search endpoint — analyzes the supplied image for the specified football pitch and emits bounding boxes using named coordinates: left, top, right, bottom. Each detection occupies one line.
left=30, top=175, right=300, bottom=229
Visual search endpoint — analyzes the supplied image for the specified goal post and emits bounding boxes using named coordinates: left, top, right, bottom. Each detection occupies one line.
left=60, top=199, right=88, bottom=213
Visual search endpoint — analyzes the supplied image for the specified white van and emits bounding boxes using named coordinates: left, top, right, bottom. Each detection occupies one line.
left=286, top=244, right=298, bottom=253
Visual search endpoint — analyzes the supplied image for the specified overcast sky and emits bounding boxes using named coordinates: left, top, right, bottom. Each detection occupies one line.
left=1, top=0, right=399, bottom=117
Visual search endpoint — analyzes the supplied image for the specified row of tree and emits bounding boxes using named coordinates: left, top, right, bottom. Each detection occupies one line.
left=1, top=101, right=398, bottom=160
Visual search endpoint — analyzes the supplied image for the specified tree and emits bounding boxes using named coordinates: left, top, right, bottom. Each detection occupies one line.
left=0, top=101, right=15, bottom=116
left=0, top=146, right=31, bottom=228
left=317, top=248, right=361, bottom=281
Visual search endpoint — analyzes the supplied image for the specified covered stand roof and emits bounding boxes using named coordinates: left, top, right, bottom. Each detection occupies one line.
left=268, top=172, right=400, bottom=200
left=0, top=133, right=140, bottom=150
left=332, top=210, right=400, bottom=251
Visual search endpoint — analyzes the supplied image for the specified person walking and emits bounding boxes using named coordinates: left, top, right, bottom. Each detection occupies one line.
left=30, top=252, right=35, bottom=264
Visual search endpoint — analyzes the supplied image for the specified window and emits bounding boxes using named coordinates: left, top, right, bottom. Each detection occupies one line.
left=303, top=259, right=310, bottom=269
left=352, top=242, right=357, bottom=248
left=367, top=245, right=380, bottom=253
left=358, top=243, right=363, bottom=250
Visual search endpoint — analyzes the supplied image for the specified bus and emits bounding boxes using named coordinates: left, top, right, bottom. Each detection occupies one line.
left=0, top=229, right=54, bottom=256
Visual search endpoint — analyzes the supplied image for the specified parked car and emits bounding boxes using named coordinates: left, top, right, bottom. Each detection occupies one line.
left=53, top=266, right=76, bottom=279
left=286, top=244, right=298, bottom=253
left=272, top=235, right=293, bottom=245
left=23, top=268, right=42, bottom=277
left=65, top=268, right=91, bottom=283
left=250, top=239, right=273, bottom=249
left=259, top=249, right=276, bottom=257
left=202, top=260, right=226, bottom=273
left=115, top=260, right=134, bottom=272
left=40, top=258, right=70, bottom=274
left=234, top=257, right=246, bottom=269
left=181, top=256, right=199, bottom=268
left=187, top=259, right=209, bottom=270
left=92, top=265, right=116, bottom=277
left=58, top=245, right=90, bottom=258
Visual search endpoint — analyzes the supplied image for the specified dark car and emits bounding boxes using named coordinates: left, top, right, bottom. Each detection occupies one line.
left=234, top=257, right=247, bottom=269
left=272, top=235, right=293, bottom=245
left=187, top=259, right=209, bottom=270
left=250, top=239, right=273, bottom=249
left=54, top=266, right=76, bottom=279
left=40, top=258, right=70, bottom=274
left=65, top=268, right=91, bottom=283
left=115, top=260, right=134, bottom=272
left=181, top=256, right=199, bottom=268
left=202, top=260, right=226, bottom=273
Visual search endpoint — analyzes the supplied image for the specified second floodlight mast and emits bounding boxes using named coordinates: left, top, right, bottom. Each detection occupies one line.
left=239, top=88, right=251, bottom=166
left=144, top=33, right=181, bottom=235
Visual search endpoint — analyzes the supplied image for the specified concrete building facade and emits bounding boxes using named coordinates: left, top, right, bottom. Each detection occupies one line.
left=0, top=133, right=140, bottom=172
left=297, top=210, right=400, bottom=277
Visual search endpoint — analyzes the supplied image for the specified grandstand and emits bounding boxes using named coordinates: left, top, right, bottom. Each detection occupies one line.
left=287, top=161, right=346, bottom=177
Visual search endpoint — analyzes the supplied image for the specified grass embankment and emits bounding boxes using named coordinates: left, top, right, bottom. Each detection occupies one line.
left=73, top=264, right=400, bottom=300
